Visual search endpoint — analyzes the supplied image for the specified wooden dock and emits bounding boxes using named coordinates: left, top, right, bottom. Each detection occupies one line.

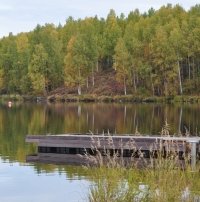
left=26, top=134, right=200, bottom=167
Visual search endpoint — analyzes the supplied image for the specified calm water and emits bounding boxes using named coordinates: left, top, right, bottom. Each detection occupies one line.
left=1, top=102, right=200, bottom=201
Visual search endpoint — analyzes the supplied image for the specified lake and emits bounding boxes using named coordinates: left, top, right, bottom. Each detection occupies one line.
left=0, top=102, right=200, bottom=201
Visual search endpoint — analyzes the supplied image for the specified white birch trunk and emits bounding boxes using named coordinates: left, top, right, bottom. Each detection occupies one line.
left=92, top=67, right=95, bottom=86
left=124, top=76, right=127, bottom=95
left=78, top=85, right=81, bottom=95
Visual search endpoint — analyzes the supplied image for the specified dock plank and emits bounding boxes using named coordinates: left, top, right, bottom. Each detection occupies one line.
left=26, top=134, right=198, bottom=152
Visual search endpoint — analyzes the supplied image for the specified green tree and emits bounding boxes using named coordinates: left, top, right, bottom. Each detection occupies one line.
left=64, top=36, right=84, bottom=95
left=29, top=24, right=64, bottom=91
left=114, top=38, right=130, bottom=95
left=152, top=27, right=179, bottom=96
left=0, top=33, right=18, bottom=93
left=103, top=9, right=122, bottom=68
left=60, top=17, right=78, bottom=52
left=78, top=18, right=98, bottom=87
left=169, top=26, right=186, bottom=95
left=16, top=33, right=31, bottom=93
left=28, top=44, right=48, bottom=95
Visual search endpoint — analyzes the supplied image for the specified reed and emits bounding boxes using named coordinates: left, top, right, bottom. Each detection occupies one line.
left=86, top=123, right=200, bottom=202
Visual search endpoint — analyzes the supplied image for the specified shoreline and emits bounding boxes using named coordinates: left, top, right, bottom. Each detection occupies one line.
left=1, top=94, right=200, bottom=104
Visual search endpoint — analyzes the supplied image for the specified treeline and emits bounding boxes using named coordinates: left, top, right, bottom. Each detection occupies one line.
left=0, top=4, right=200, bottom=96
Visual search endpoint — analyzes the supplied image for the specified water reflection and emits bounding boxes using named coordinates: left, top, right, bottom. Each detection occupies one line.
left=0, top=102, right=200, bottom=167
left=19, top=103, right=200, bottom=135
left=1, top=102, right=200, bottom=201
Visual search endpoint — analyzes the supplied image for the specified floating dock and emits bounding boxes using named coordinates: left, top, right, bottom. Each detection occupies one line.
left=26, top=134, right=200, bottom=167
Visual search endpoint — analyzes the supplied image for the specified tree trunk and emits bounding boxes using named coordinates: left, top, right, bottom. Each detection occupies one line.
left=150, top=74, right=154, bottom=96
left=86, top=77, right=89, bottom=89
left=177, top=60, right=183, bottom=95
left=164, top=72, right=168, bottom=96
left=133, top=72, right=137, bottom=93
left=78, top=85, right=81, bottom=95
left=188, top=55, right=191, bottom=80
left=92, top=67, right=95, bottom=86
left=192, top=57, right=195, bottom=82
left=164, top=80, right=168, bottom=96
left=96, top=61, right=99, bottom=72
left=78, top=67, right=82, bottom=95
left=44, top=78, right=47, bottom=96
left=124, top=76, right=127, bottom=95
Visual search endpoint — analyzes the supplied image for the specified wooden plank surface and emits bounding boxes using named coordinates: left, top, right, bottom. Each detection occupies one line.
left=26, top=134, right=200, bottom=142
left=26, top=134, right=198, bottom=152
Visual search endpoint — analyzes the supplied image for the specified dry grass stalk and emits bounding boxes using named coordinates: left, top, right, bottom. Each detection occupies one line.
left=87, top=124, right=200, bottom=202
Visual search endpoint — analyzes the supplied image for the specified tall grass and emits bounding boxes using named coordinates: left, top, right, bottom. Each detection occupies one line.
left=86, top=123, right=200, bottom=202
left=88, top=165, right=200, bottom=201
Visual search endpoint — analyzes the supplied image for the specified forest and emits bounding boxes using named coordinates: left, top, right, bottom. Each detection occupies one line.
left=0, top=4, right=200, bottom=97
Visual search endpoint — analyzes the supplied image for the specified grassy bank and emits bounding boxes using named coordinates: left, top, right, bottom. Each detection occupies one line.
left=0, top=94, right=46, bottom=103
left=1, top=94, right=200, bottom=104
left=47, top=94, right=200, bottom=104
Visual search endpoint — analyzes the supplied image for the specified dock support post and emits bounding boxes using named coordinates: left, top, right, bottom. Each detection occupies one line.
left=187, top=139, right=199, bottom=171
